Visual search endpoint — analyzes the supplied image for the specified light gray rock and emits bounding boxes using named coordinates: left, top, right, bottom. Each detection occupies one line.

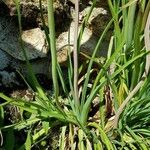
left=0, top=14, right=49, bottom=87
left=56, top=5, right=111, bottom=62
left=0, top=16, right=48, bottom=61
left=0, top=0, right=111, bottom=87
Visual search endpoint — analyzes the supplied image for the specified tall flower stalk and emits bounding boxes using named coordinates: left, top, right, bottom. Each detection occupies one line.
left=47, top=0, right=62, bottom=111
left=73, top=0, right=80, bottom=108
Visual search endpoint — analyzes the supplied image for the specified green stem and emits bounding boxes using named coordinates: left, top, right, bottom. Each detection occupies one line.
left=47, top=0, right=62, bottom=111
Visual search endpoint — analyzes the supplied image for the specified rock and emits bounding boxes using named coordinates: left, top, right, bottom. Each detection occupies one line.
left=0, top=14, right=49, bottom=87
left=56, top=21, right=99, bottom=55
left=0, top=50, right=11, bottom=70
left=67, top=0, right=90, bottom=5
left=2, top=0, right=69, bottom=29
left=0, top=71, right=20, bottom=87
left=0, top=15, right=48, bottom=61
left=56, top=4, right=111, bottom=65
left=0, top=0, right=111, bottom=88
left=0, top=1, right=110, bottom=65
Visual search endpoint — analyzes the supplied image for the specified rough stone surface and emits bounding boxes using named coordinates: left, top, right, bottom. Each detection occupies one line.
left=0, top=0, right=111, bottom=87
left=0, top=27, right=47, bottom=61
left=56, top=4, right=111, bottom=64
left=0, top=50, right=11, bottom=70
left=0, top=71, right=19, bottom=87
left=2, top=0, right=68, bottom=29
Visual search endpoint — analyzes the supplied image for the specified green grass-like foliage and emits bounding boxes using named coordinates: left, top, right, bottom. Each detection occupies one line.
left=0, top=0, right=150, bottom=149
